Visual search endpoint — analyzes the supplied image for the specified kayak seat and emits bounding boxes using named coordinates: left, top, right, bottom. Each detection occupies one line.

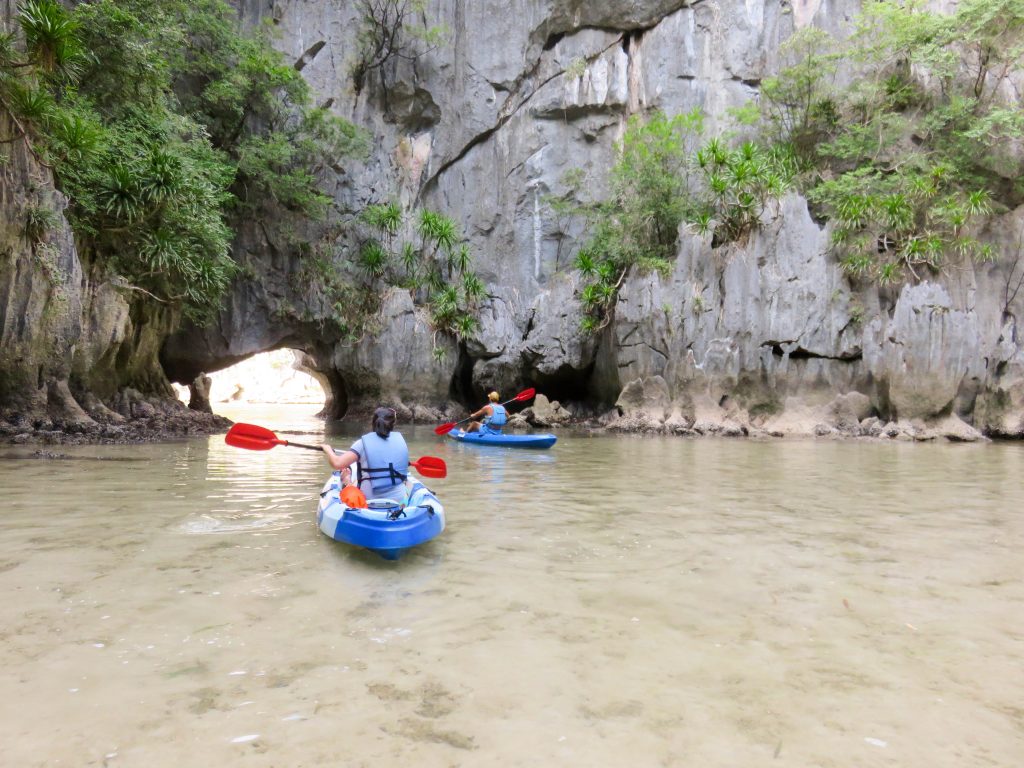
left=367, top=498, right=401, bottom=511
left=365, top=498, right=407, bottom=521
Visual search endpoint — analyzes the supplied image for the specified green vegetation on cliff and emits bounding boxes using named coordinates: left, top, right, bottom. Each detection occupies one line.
left=1, top=0, right=366, bottom=319
left=783, top=0, right=1024, bottom=283
left=571, top=0, right=1023, bottom=329
left=286, top=202, right=484, bottom=360
left=572, top=110, right=796, bottom=331
left=361, top=204, right=485, bottom=356
left=572, top=110, right=699, bottom=332
left=351, top=0, right=447, bottom=95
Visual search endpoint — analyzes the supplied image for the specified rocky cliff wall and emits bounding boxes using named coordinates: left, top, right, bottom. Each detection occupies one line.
left=164, top=0, right=821, bottom=407
left=4, top=0, right=1024, bottom=441
left=608, top=196, right=1024, bottom=439
left=0, top=114, right=86, bottom=420
left=212, top=0, right=1022, bottom=438
left=0, top=111, right=227, bottom=441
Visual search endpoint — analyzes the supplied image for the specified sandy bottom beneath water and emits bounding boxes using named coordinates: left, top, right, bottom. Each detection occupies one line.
left=1, top=406, right=1022, bottom=766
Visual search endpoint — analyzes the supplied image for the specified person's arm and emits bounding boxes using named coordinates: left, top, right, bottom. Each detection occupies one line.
left=471, top=404, right=493, bottom=419
left=320, top=445, right=358, bottom=481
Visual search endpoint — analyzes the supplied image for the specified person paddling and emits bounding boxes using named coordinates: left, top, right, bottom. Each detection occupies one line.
left=466, top=391, right=508, bottom=434
left=320, top=406, right=410, bottom=504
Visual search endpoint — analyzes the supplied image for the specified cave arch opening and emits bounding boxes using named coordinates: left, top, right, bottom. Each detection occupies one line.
left=174, top=348, right=328, bottom=416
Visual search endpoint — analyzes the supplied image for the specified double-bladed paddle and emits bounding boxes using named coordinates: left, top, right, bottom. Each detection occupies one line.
left=433, top=388, right=536, bottom=436
left=225, top=422, right=447, bottom=478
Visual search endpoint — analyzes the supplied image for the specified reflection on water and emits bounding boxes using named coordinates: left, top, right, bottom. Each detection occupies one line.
left=1, top=404, right=1022, bottom=767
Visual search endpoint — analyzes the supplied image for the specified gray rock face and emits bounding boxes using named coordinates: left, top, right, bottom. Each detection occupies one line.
left=328, top=290, right=455, bottom=410
left=1, top=114, right=84, bottom=415
left=188, top=374, right=214, bottom=414
left=526, top=392, right=571, bottom=426
left=518, top=276, right=599, bottom=392
left=866, top=283, right=981, bottom=420
left=71, top=278, right=132, bottom=399
left=5, top=0, right=1024, bottom=442
left=616, top=375, right=671, bottom=420
left=612, top=194, right=863, bottom=409
left=607, top=196, right=1024, bottom=436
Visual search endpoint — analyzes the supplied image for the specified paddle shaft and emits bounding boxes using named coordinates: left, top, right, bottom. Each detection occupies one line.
left=283, top=440, right=321, bottom=451
left=444, top=400, right=513, bottom=430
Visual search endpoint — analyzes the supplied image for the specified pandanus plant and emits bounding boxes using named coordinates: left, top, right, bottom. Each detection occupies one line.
left=18, top=0, right=85, bottom=79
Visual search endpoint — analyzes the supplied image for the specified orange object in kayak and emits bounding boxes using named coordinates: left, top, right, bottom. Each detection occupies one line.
left=340, top=484, right=367, bottom=509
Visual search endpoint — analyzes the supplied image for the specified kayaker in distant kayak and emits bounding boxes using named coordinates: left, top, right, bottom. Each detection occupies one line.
left=467, top=391, right=508, bottom=434
left=320, top=406, right=410, bottom=503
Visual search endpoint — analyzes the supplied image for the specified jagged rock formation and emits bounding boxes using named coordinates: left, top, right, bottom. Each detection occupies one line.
left=3, top=0, right=1024, bottom=441
left=1, top=115, right=83, bottom=416
left=0, top=111, right=228, bottom=441
left=608, top=195, right=1024, bottom=440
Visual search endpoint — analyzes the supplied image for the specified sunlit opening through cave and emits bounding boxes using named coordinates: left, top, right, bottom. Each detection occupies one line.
left=173, top=349, right=326, bottom=410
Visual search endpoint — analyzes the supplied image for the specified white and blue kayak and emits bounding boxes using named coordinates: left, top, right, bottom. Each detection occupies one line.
left=447, top=428, right=557, bottom=449
left=316, top=472, right=445, bottom=560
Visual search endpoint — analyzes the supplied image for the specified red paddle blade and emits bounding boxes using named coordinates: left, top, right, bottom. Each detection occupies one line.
left=225, top=422, right=283, bottom=451
left=228, top=422, right=279, bottom=440
left=433, top=422, right=456, bottom=436
left=225, top=432, right=277, bottom=450
left=411, top=456, right=447, bottom=478
left=514, top=387, right=536, bottom=402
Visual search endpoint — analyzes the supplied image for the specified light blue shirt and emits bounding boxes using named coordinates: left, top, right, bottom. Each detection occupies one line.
left=348, top=436, right=408, bottom=503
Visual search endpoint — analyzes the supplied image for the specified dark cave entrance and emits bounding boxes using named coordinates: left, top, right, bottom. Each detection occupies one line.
left=526, top=360, right=601, bottom=411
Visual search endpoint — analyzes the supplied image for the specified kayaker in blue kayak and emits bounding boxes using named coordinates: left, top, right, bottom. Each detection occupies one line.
left=467, top=391, right=508, bottom=434
left=320, top=406, right=410, bottom=503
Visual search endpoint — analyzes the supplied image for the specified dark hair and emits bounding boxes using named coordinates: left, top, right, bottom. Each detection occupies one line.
left=371, top=406, right=397, bottom=438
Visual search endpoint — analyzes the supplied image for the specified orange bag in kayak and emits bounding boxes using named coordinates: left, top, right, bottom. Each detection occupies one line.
left=340, top=484, right=367, bottom=509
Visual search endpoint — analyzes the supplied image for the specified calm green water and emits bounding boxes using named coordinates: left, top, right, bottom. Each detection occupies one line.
left=1, top=404, right=1022, bottom=767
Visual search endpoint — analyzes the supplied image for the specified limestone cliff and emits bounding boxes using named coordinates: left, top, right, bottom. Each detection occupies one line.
left=0, top=111, right=226, bottom=440
left=4, top=0, right=1024, bottom=441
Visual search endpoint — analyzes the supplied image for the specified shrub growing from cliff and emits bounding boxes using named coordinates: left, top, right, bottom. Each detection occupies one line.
left=762, top=0, right=1023, bottom=284
left=759, top=27, right=840, bottom=167
left=351, top=0, right=447, bottom=95
left=359, top=203, right=484, bottom=356
left=572, top=110, right=702, bottom=331
left=1, top=0, right=367, bottom=320
left=571, top=109, right=792, bottom=331
left=689, top=139, right=797, bottom=244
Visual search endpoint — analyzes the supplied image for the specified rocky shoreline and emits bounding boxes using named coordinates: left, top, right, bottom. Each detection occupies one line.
left=0, top=389, right=1001, bottom=447
left=0, top=389, right=231, bottom=446
left=596, top=412, right=989, bottom=442
left=517, top=393, right=991, bottom=443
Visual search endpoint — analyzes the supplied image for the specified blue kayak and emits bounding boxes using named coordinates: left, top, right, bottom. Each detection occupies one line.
left=317, top=472, right=445, bottom=560
left=448, top=428, right=557, bottom=449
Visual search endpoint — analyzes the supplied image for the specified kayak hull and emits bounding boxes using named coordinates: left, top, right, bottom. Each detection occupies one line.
left=316, top=475, right=444, bottom=560
left=448, top=428, right=557, bottom=449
